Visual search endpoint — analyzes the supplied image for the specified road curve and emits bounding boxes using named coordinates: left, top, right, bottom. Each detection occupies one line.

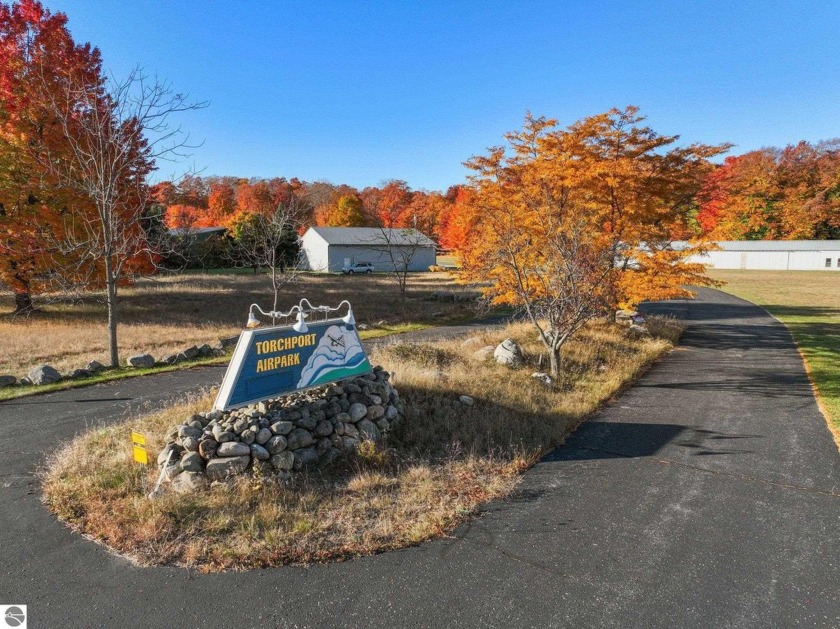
left=1, top=288, right=838, bottom=628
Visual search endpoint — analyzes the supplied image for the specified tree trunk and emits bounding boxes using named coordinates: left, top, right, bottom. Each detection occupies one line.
left=549, top=347, right=561, bottom=376
left=13, top=290, right=33, bottom=315
left=105, top=258, right=119, bottom=367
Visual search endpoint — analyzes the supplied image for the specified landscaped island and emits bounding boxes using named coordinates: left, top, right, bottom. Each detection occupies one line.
left=42, top=316, right=682, bottom=571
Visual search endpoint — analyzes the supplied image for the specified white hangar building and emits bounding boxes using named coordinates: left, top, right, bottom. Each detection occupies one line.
left=300, top=227, right=437, bottom=273
left=676, top=240, right=840, bottom=271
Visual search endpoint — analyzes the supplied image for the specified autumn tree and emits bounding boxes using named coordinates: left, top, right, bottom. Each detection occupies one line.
left=0, top=0, right=102, bottom=312
left=698, top=142, right=840, bottom=240
left=463, top=108, right=727, bottom=375
left=326, top=194, right=367, bottom=227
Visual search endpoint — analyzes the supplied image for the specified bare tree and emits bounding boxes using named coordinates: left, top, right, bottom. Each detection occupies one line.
left=226, top=199, right=302, bottom=323
left=36, top=66, right=207, bottom=366
left=365, top=227, right=434, bottom=309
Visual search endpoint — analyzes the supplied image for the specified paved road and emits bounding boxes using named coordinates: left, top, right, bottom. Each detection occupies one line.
left=1, top=289, right=838, bottom=628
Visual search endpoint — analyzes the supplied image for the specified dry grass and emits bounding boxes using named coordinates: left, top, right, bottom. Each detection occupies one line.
left=710, top=269, right=840, bottom=442
left=42, top=316, right=683, bottom=571
left=0, top=271, right=478, bottom=376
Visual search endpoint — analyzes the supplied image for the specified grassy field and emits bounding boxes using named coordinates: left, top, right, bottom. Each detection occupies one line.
left=0, top=271, right=481, bottom=379
left=43, top=317, right=682, bottom=571
left=710, top=269, right=840, bottom=442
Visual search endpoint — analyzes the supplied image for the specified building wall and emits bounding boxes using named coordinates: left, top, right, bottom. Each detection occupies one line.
left=299, top=231, right=329, bottom=272
left=688, top=249, right=840, bottom=270
left=327, top=245, right=436, bottom=272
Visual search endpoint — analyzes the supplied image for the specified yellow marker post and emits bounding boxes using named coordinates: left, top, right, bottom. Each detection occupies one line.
left=133, top=445, right=148, bottom=465
left=131, top=432, right=148, bottom=465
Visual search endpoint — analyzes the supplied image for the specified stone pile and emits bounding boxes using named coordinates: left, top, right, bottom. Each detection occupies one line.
left=158, top=365, right=404, bottom=491
left=0, top=336, right=240, bottom=389
left=615, top=309, right=651, bottom=338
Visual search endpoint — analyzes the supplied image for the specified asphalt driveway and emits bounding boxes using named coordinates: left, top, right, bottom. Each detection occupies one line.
left=0, top=288, right=837, bottom=628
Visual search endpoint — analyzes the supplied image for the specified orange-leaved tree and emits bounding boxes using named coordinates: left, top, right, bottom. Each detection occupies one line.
left=462, top=107, right=727, bottom=375
left=0, top=0, right=103, bottom=312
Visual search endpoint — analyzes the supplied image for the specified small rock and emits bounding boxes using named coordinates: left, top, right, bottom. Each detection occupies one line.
left=216, top=430, right=235, bottom=443
left=316, top=437, right=332, bottom=456
left=157, top=442, right=182, bottom=466
left=162, top=354, right=179, bottom=364
left=171, top=471, right=208, bottom=494
left=182, top=346, right=200, bottom=360
left=180, top=451, right=205, bottom=472
left=266, top=435, right=288, bottom=454
left=270, top=451, right=294, bottom=470
left=458, top=395, right=474, bottom=407
left=342, top=436, right=361, bottom=450
left=180, top=436, right=199, bottom=452
left=531, top=372, right=553, bottom=386
left=343, top=423, right=359, bottom=439
left=0, top=375, right=16, bottom=387
left=178, top=425, right=203, bottom=440
left=293, top=447, right=319, bottom=470
left=127, top=353, right=155, bottom=368
left=28, top=365, right=61, bottom=385
left=357, top=419, right=381, bottom=441
left=348, top=403, right=368, bottom=422
left=314, top=420, right=333, bottom=437
left=376, top=418, right=390, bottom=432
left=615, top=309, right=636, bottom=325
left=365, top=405, right=385, bottom=420
left=286, top=428, right=315, bottom=450
left=205, top=455, right=250, bottom=480
left=219, top=335, right=239, bottom=349
left=85, top=360, right=106, bottom=372
left=250, top=443, right=270, bottom=461
left=197, top=343, right=213, bottom=357
left=627, top=324, right=651, bottom=338
left=68, top=369, right=91, bottom=379
left=385, top=405, right=399, bottom=421
left=241, top=428, right=257, bottom=445
left=198, top=439, right=218, bottom=460
left=270, top=420, right=294, bottom=435
left=216, top=442, right=250, bottom=457
left=255, top=427, right=272, bottom=445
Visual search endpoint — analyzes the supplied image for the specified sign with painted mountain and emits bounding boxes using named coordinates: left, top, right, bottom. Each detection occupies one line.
left=214, top=319, right=372, bottom=410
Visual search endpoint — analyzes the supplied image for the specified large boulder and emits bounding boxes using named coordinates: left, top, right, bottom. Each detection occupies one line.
left=205, top=455, right=250, bottom=480
left=127, top=354, right=155, bottom=368
left=493, top=338, right=523, bottom=367
left=28, top=365, right=61, bottom=385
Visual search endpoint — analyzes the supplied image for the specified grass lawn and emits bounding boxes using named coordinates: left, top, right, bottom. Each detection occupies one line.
left=43, top=317, right=683, bottom=571
left=710, top=269, right=840, bottom=442
left=0, top=271, right=481, bottom=380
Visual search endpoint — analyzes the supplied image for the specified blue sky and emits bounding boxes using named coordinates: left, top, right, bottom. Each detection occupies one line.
left=51, top=1, right=840, bottom=191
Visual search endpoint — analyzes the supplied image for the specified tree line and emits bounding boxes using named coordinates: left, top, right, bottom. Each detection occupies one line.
left=2, top=0, right=839, bottom=375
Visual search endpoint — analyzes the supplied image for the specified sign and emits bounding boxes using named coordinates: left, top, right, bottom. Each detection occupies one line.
left=214, top=318, right=372, bottom=410
left=132, top=445, right=148, bottom=465
left=132, top=431, right=148, bottom=464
